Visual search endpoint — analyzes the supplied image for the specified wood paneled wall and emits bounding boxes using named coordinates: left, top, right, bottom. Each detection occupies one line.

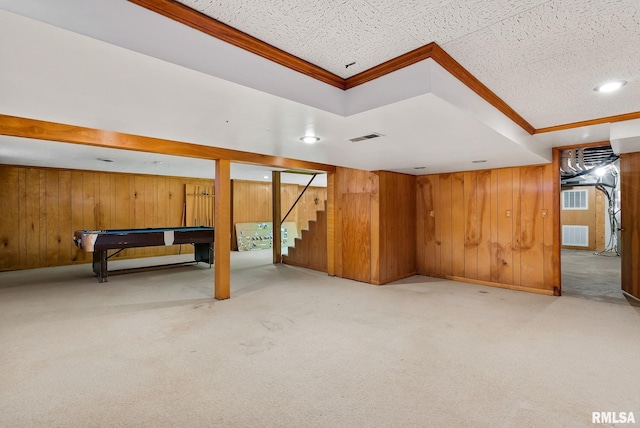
left=377, top=171, right=417, bottom=284
left=0, top=165, right=213, bottom=271
left=560, top=185, right=605, bottom=251
left=333, top=167, right=417, bottom=285
left=620, top=152, right=640, bottom=300
left=0, top=166, right=328, bottom=271
left=417, top=165, right=559, bottom=295
left=230, top=179, right=327, bottom=250
left=283, top=202, right=328, bottom=272
left=334, top=167, right=378, bottom=283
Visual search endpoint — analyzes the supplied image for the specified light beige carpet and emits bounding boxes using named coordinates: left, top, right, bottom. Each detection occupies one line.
left=1, top=251, right=639, bottom=427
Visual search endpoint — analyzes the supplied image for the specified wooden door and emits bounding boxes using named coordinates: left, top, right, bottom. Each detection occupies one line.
left=341, top=193, right=371, bottom=282
left=620, top=153, right=640, bottom=300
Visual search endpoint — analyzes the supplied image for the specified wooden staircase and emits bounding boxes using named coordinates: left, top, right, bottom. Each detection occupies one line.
left=282, top=201, right=327, bottom=272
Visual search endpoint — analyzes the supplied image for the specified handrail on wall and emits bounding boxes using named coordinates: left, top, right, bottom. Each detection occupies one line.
left=281, top=174, right=317, bottom=223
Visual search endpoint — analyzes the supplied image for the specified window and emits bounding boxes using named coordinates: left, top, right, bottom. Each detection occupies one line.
left=562, top=189, right=588, bottom=210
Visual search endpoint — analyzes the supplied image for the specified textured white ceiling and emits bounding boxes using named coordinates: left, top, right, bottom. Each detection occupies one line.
left=442, top=0, right=640, bottom=128
left=179, top=0, right=549, bottom=79
left=178, top=0, right=640, bottom=128
left=1, top=1, right=639, bottom=178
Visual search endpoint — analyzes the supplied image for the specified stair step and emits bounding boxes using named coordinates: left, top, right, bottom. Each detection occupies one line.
left=282, top=202, right=327, bottom=272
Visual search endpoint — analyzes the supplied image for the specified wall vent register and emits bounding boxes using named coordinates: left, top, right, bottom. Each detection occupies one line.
left=562, top=189, right=588, bottom=210
left=348, top=132, right=384, bottom=143
left=562, top=225, right=589, bottom=247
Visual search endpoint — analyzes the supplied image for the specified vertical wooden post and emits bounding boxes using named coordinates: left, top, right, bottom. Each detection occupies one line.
left=327, top=172, right=336, bottom=276
left=547, top=148, right=562, bottom=296
left=272, top=171, right=282, bottom=263
left=214, top=159, right=231, bottom=300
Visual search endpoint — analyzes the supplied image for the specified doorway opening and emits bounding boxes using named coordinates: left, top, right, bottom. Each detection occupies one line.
left=559, top=144, right=625, bottom=304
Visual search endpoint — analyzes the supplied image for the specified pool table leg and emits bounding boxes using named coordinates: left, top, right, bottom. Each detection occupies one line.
left=92, top=250, right=108, bottom=283
left=194, top=243, right=213, bottom=267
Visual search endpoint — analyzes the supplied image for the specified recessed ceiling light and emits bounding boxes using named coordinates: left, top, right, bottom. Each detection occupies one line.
left=300, top=136, right=320, bottom=144
left=472, top=160, right=487, bottom=163
left=594, top=80, right=627, bottom=93
left=97, top=158, right=114, bottom=163
left=263, top=175, right=269, bottom=179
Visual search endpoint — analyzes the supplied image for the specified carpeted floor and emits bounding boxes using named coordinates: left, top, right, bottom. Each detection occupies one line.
left=1, top=251, right=639, bottom=427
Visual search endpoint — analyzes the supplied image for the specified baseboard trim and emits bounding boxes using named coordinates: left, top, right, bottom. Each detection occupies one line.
left=622, top=290, right=640, bottom=303
left=281, top=258, right=327, bottom=274
left=445, top=276, right=555, bottom=296
left=371, top=271, right=417, bottom=286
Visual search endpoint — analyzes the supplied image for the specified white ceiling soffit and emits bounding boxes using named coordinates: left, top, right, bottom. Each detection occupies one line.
left=0, top=3, right=638, bottom=175
left=610, top=119, right=640, bottom=154
left=1, top=0, right=639, bottom=128
left=532, top=123, right=612, bottom=149
left=0, top=10, right=551, bottom=175
left=177, top=0, right=640, bottom=128
left=0, top=0, right=347, bottom=116
left=0, top=135, right=328, bottom=186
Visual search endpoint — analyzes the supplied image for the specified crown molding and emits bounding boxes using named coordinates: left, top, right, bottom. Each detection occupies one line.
left=128, top=0, right=345, bottom=89
left=430, top=44, right=536, bottom=135
left=128, top=0, right=637, bottom=138
left=535, top=111, right=640, bottom=134
left=344, top=43, right=436, bottom=89
left=554, top=140, right=611, bottom=151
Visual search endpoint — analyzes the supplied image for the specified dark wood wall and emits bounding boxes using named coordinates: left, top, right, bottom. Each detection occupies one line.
left=620, top=152, right=640, bottom=300
left=377, top=171, right=417, bottom=284
left=333, top=167, right=416, bottom=285
left=334, top=167, right=378, bottom=283
left=0, top=165, right=327, bottom=271
left=416, top=164, right=559, bottom=295
left=2, top=162, right=561, bottom=296
left=230, top=179, right=327, bottom=250
left=0, top=165, right=211, bottom=271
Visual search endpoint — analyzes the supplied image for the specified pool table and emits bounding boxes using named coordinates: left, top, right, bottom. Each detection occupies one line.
left=73, top=226, right=215, bottom=282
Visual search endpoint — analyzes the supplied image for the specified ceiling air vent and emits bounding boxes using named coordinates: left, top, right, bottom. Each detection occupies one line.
left=348, top=132, right=384, bottom=143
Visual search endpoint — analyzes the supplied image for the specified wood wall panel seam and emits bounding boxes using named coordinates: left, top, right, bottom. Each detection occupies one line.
left=417, top=164, right=555, bottom=294
left=0, top=166, right=238, bottom=271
